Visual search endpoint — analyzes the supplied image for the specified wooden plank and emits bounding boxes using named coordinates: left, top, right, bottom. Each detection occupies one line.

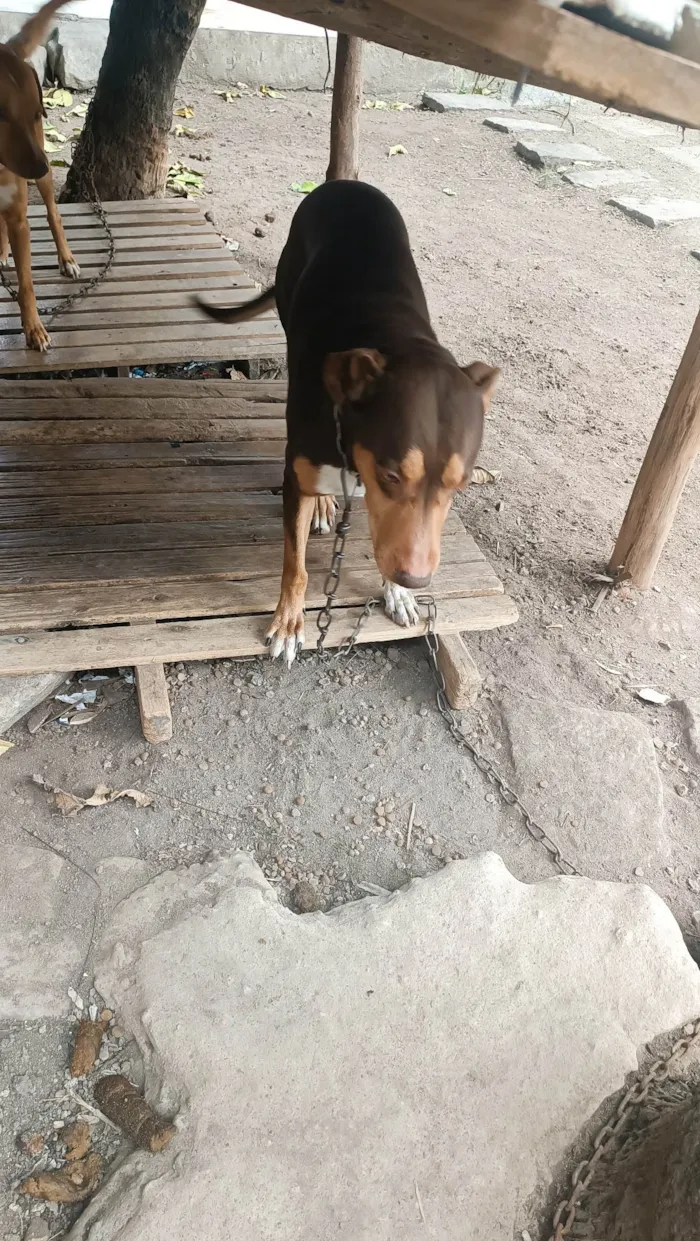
left=0, top=275, right=252, bottom=304
left=0, top=595, right=519, bottom=674
left=0, top=418, right=288, bottom=444
left=135, top=656, right=173, bottom=744
left=0, top=309, right=277, bottom=338
left=0, top=441, right=283, bottom=468
left=0, top=379, right=286, bottom=400
left=0, top=333, right=285, bottom=374
left=25, top=221, right=222, bottom=241
left=0, top=398, right=284, bottom=419
left=234, top=0, right=700, bottom=128
left=26, top=199, right=202, bottom=218
left=1, top=259, right=252, bottom=287
left=0, top=463, right=284, bottom=497
left=0, top=288, right=268, bottom=323
left=23, top=232, right=221, bottom=257
left=0, top=319, right=283, bottom=354
left=0, top=491, right=286, bottom=529
left=436, top=632, right=482, bottom=708
left=0, top=560, right=496, bottom=630
left=1, top=246, right=229, bottom=276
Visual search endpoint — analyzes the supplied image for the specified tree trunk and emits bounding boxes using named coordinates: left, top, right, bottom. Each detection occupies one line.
left=326, top=34, right=363, bottom=181
left=61, top=0, right=206, bottom=202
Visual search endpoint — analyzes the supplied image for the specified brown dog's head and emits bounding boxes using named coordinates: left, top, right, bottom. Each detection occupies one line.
left=323, top=344, right=499, bottom=589
left=0, top=46, right=48, bottom=180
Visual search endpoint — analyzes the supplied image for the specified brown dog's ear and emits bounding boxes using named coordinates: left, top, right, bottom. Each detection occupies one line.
left=463, top=362, right=501, bottom=410
left=323, top=348, right=386, bottom=404
left=7, top=0, right=69, bottom=59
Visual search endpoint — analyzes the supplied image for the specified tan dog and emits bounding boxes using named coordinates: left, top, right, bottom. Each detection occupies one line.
left=0, top=0, right=80, bottom=351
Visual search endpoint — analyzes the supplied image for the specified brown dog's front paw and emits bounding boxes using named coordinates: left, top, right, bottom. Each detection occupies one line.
left=266, top=596, right=305, bottom=669
left=311, top=495, right=337, bottom=535
left=24, top=318, right=51, bottom=352
left=60, top=255, right=81, bottom=280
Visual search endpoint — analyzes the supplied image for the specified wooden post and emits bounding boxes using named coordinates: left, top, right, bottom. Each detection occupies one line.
left=134, top=659, right=172, bottom=744
left=326, top=34, right=364, bottom=182
left=609, top=307, right=700, bottom=589
left=436, top=633, right=482, bottom=709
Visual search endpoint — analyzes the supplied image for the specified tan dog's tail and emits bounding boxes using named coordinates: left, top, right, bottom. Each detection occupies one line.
left=196, top=287, right=276, bottom=324
left=8, top=0, right=72, bottom=59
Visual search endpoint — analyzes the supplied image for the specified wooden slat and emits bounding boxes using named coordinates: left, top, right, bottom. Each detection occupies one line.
left=0, top=441, right=283, bottom=468
left=0, top=418, right=288, bottom=444
left=0, top=379, right=286, bottom=400
left=0, top=463, right=284, bottom=497
left=25, top=222, right=222, bottom=242
left=0, top=275, right=253, bottom=305
left=0, top=398, right=284, bottom=419
left=0, top=595, right=519, bottom=673
left=26, top=199, right=202, bottom=217
left=22, top=232, right=220, bottom=258
left=0, top=491, right=287, bottom=529
left=2, top=246, right=229, bottom=277
left=0, top=333, right=285, bottom=374
left=135, top=655, right=172, bottom=744
left=0, top=288, right=267, bottom=324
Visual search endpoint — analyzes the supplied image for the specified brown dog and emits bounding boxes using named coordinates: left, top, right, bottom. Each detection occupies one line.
left=199, top=180, right=499, bottom=666
left=0, top=0, right=80, bottom=351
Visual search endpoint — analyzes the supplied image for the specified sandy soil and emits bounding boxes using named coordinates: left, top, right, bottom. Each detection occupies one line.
left=3, top=85, right=700, bottom=1239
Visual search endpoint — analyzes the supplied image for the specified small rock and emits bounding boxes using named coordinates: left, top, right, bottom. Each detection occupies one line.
left=264, top=211, right=276, bottom=223
left=292, top=881, right=322, bottom=914
left=24, top=1223, right=50, bottom=1241
left=353, top=815, right=362, bottom=826
left=254, top=226, right=265, bottom=238
left=634, top=867, right=644, bottom=877
left=18, top=1132, right=45, bottom=1157
left=263, top=785, right=273, bottom=795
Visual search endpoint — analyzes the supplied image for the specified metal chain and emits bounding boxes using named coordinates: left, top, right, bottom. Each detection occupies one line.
left=316, top=403, right=360, bottom=654
left=547, top=1016, right=700, bottom=1239
left=0, top=118, right=115, bottom=322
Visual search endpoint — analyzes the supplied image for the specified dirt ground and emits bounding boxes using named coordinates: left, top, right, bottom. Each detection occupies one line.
left=3, top=85, right=700, bottom=1239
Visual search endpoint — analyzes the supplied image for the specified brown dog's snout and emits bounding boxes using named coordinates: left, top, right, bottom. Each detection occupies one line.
left=392, top=569, right=432, bottom=590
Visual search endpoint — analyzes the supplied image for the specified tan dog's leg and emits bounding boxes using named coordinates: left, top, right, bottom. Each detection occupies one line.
left=34, top=130, right=80, bottom=280
left=311, top=494, right=337, bottom=535
left=267, top=466, right=315, bottom=668
left=0, top=214, right=8, bottom=266
left=4, top=183, right=50, bottom=352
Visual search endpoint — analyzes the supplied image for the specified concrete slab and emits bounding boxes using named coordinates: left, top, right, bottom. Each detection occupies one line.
left=499, top=693, right=665, bottom=878
left=516, top=139, right=610, bottom=169
left=0, top=671, right=69, bottom=736
left=65, top=852, right=700, bottom=1241
left=562, top=167, right=654, bottom=189
left=609, top=195, right=700, bottom=227
left=587, top=113, right=669, bottom=138
left=655, top=144, right=700, bottom=171
left=483, top=116, right=562, bottom=134
left=423, top=91, right=511, bottom=112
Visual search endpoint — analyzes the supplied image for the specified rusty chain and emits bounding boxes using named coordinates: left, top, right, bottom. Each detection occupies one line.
left=0, top=119, right=115, bottom=323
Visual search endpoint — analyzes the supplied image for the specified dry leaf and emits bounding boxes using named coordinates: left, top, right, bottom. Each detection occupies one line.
left=259, top=84, right=284, bottom=98
left=174, top=124, right=197, bottom=137
left=442, top=187, right=456, bottom=196
left=43, top=87, right=72, bottom=108
left=636, top=687, right=671, bottom=706
left=215, top=89, right=241, bottom=102
left=388, top=143, right=407, bottom=156
left=21, top=1153, right=101, bottom=1203
left=174, top=104, right=194, bottom=118
left=0, top=739, right=14, bottom=756
left=32, top=775, right=152, bottom=816
left=470, top=467, right=501, bottom=485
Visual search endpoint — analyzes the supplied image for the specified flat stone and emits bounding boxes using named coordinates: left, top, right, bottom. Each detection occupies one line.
left=655, top=144, right=700, bottom=171
left=608, top=196, right=700, bottom=227
left=0, top=846, right=87, bottom=1019
left=65, top=852, right=700, bottom=1241
left=587, top=113, right=668, bottom=138
left=516, top=139, right=610, bottom=169
left=562, top=166, right=653, bottom=189
left=483, top=117, right=562, bottom=134
left=0, top=672, right=69, bottom=736
left=423, top=91, right=511, bottom=112
left=499, top=694, right=664, bottom=877
left=680, top=699, right=700, bottom=762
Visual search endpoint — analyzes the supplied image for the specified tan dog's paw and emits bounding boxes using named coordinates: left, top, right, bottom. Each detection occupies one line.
left=383, top=581, right=420, bottom=627
left=0, top=254, right=8, bottom=268
left=266, top=596, right=305, bottom=668
left=311, top=495, right=337, bottom=535
left=24, top=318, right=51, bottom=352
left=60, top=256, right=81, bottom=280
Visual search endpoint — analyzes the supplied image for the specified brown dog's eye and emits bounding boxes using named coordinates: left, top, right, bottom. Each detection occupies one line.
left=383, top=470, right=401, bottom=486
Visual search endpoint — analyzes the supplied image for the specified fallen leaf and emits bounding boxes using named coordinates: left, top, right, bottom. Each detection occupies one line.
left=166, top=161, right=203, bottom=198
left=43, top=136, right=67, bottom=152
left=636, top=687, right=671, bottom=706
left=470, top=466, right=501, bottom=485
left=290, top=180, right=318, bottom=194
left=390, top=101, right=413, bottom=110
left=363, top=99, right=388, bottom=109
left=0, top=739, right=14, bottom=756
left=20, top=1153, right=101, bottom=1203
left=259, top=84, right=284, bottom=98
left=32, top=774, right=153, bottom=816
left=388, top=144, right=407, bottom=156
left=222, top=236, right=240, bottom=251
left=174, top=124, right=197, bottom=137
left=50, top=158, right=69, bottom=167
left=215, top=89, right=241, bottom=102
left=67, top=102, right=87, bottom=117
left=442, top=187, right=456, bottom=196
left=43, top=87, right=73, bottom=108
left=174, top=104, right=194, bottom=118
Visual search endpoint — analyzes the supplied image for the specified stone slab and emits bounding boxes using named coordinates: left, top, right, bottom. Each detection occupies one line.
left=587, top=113, right=669, bottom=138
left=0, top=671, right=69, bottom=735
left=423, top=91, right=511, bottom=112
left=65, top=852, right=700, bottom=1241
left=681, top=698, right=700, bottom=762
left=608, top=195, right=700, bottom=226
left=562, top=166, right=653, bottom=189
left=516, top=139, right=610, bottom=169
left=484, top=116, right=562, bottom=134
left=499, top=693, right=664, bottom=878
left=655, top=144, right=700, bottom=171
left=0, top=845, right=87, bottom=1019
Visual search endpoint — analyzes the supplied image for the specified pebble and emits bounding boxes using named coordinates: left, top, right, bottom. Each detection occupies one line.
left=295, top=795, right=305, bottom=806
left=18, top=1132, right=44, bottom=1157
left=290, top=807, right=301, bottom=818
left=353, top=815, right=362, bottom=826
left=633, top=867, right=644, bottom=877
left=24, top=1223, right=50, bottom=1241
left=293, top=881, right=322, bottom=914
left=239, top=709, right=249, bottom=720
left=263, top=785, right=273, bottom=794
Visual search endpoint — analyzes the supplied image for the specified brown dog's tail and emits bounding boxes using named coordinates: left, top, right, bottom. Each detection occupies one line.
left=196, top=287, right=276, bottom=324
left=8, top=0, right=72, bottom=60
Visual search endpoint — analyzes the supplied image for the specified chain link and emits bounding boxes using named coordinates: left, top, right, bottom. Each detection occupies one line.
left=0, top=120, right=115, bottom=323
left=316, top=402, right=360, bottom=654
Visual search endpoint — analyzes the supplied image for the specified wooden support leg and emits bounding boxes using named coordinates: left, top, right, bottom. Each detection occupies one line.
left=436, top=633, right=482, bottom=709
left=135, top=662, right=172, bottom=744
left=326, top=34, right=364, bottom=181
left=609, top=306, right=700, bottom=589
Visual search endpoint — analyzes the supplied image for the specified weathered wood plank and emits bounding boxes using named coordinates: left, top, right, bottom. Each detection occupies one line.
left=0, top=595, right=519, bottom=673
left=0, top=379, right=286, bottom=400
left=0, top=399, right=283, bottom=420
left=0, top=417, right=287, bottom=444
left=0, top=441, right=284, bottom=468
left=0, top=491, right=286, bottom=529
left=0, top=288, right=266, bottom=323
left=0, top=463, right=284, bottom=497
left=0, top=333, right=285, bottom=374
left=135, top=656, right=173, bottom=744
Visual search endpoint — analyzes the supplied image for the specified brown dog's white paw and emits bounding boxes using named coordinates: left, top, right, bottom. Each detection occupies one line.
left=311, top=495, right=337, bottom=535
left=24, top=318, right=51, bottom=352
left=60, top=257, right=81, bottom=280
left=383, top=581, right=420, bottom=628
left=266, top=597, right=305, bottom=668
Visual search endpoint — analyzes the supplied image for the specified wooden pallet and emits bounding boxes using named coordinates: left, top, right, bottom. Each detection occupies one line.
left=0, top=378, right=517, bottom=740
left=0, top=200, right=285, bottom=373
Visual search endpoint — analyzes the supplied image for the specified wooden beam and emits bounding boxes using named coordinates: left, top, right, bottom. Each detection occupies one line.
left=230, top=0, right=700, bottom=128
left=326, top=35, right=364, bottom=182
left=135, top=660, right=173, bottom=744
left=436, top=633, right=482, bottom=709
left=609, top=308, right=700, bottom=590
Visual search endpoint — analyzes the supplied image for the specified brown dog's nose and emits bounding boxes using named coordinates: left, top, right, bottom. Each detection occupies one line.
left=392, top=570, right=431, bottom=590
